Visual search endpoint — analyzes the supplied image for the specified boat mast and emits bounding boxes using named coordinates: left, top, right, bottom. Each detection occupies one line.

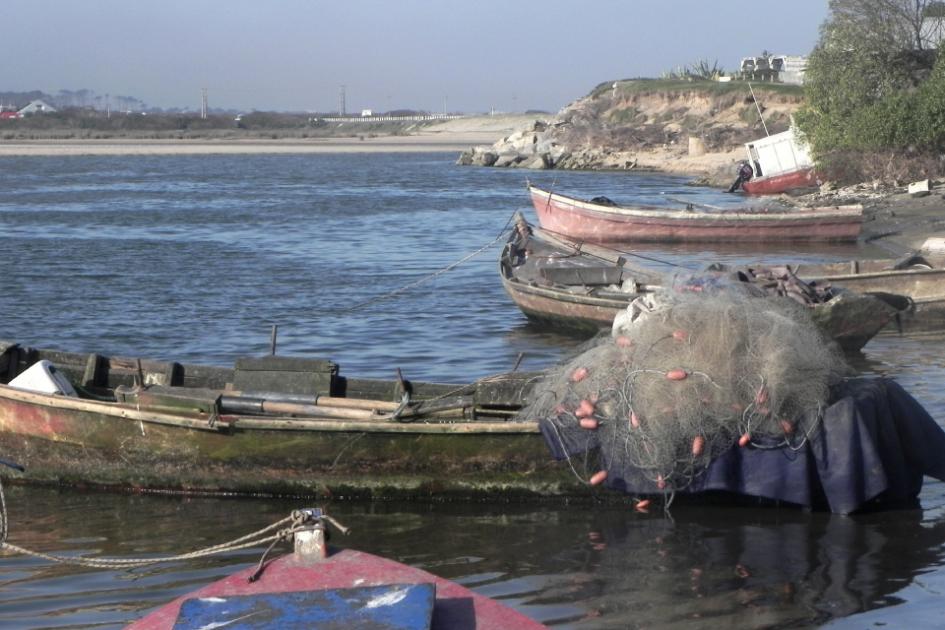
left=748, top=82, right=770, bottom=137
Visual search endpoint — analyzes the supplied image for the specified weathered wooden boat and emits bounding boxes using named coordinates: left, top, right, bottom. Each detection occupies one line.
left=500, top=216, right=906, bottom=351
left=740, top=128, right=821, bottom=196
left=742, top=166, right=819, bottom=196
left=131, top=508, right=545, bottom=629
left=528, top=184, right=863, bottom=242
left=788, top=247, right=945, bottom=332
left=0, top=342, right=585, bottom=500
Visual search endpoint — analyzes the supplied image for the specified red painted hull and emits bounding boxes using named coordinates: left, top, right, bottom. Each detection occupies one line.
left=129, top=548, right=546, bottom=629
left=742, top=168, right=819, bottom=195
left=528, top=186, right=862, bottom=243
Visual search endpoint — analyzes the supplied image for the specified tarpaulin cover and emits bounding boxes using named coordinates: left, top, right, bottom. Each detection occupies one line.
left=540, top=378, right=945, bottom=514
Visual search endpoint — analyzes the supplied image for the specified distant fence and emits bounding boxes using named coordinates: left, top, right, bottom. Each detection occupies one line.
left=314, top=114, right=468, bottom=123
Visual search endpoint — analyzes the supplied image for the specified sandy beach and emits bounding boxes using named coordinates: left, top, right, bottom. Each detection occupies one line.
left=0, top=115, right=538, bottom=157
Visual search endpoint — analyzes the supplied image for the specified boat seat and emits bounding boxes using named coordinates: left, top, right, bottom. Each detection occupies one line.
left=233, top=356, right=338, bottom=396
left=540, top=266, right=628, bottom=286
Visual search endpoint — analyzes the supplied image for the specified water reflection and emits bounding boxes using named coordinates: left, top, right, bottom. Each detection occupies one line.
left=4, top=488, right=945, bottom=628
left=552, top=507, right=945, bottom=628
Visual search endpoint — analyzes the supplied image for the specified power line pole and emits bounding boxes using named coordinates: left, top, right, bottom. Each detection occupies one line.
left=339, top=85, right=346, bottom=116
left=201, top=87, right=208, bottom=119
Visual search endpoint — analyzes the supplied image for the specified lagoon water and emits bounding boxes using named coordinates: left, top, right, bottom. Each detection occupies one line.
left=1, top=152, right=944, bottom=628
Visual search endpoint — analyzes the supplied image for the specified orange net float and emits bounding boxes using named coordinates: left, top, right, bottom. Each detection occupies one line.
left=780, top=419, right=795, bottom=435
left=575, top=399, right=595, bottom=418
left=579, top=418, right=599, bottom=430
left=589, top=470, right=608, bottom=486
left=634, top=499, right=651, bottom=512
left=570, top=366, right=589, bottom=383
left=672, top=329, right=688, bottom=341
left=692, top=435, right=705, bottom=456
left=754, top=386, right=769, bottom=405
left=629, top=410, right=641, bottom=428
left=738, top=433, right=751, bottom=447
left=666, top=369, right=688, bottom=381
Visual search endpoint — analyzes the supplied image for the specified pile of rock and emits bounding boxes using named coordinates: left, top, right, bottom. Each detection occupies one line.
left=456, top=119, right=640, bottom=171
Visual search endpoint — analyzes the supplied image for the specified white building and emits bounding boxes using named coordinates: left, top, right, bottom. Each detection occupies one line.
left=18, top=100, right=57, bottom=115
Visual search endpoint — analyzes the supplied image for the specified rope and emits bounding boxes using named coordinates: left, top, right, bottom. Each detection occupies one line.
left=0, top=513, right=303, bottom=570
left=537, top=224, right=687, bottom=270
left=335, top=211, right=518, bottom=315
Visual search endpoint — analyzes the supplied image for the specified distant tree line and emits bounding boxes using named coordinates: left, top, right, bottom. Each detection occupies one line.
left=796, top=0, right=945, bottom=182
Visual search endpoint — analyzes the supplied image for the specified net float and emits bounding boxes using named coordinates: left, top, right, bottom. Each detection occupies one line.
left=755, top=386, right=768, bottom=405
left=615, top=336, right=633, bottom=348
left=575, top=399, right=595, bottom=418
left=634, top=499, right=651, bottom=512
left=738, top=433, right=751, bottom=447
left=656, top=475, right=667, bottom=490
left=780, top=419, right=795, bottom=435
left=629, top=410, right=641, bottom=428
left=579, top=417, right=599, bottom=430
left=666, top=369, right=688, bottom=381
left=672, top=330, right=688, bottom=341
left=570, top=366, right=589, bottom=382
left=589, top=470, right=608, bottom=486
left=692, top=435, right=705, bottom=456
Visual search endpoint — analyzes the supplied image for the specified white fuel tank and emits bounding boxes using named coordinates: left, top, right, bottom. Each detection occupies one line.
left=9, top=360, right=78, bottom=397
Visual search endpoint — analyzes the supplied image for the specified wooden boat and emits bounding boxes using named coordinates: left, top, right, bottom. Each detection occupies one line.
left=528, top=184, right=863, bottom=242
left=500, top=216, right=906, bottom=351
left=0, top=342, right=585, bottom=500
left=789, top=249, right=945, bottom=332
left=742, top=166, right=819, bottom=196
left=740, top=128, right=821, bottom=196
left=131, top=508, right=546, bottom=629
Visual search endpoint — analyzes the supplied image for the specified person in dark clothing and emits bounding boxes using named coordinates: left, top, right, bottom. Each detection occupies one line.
left=727, top=161, right=755, bottom=193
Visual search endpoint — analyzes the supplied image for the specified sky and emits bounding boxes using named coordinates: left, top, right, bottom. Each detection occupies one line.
left=1, top=0, right=830, bottom=114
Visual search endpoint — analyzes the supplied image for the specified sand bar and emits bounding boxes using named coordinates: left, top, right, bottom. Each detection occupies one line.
left=0, top=115, right=539, bottom=157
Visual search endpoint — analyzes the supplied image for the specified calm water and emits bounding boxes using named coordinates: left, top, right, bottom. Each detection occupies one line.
left=0, top=152, right=943, bottom=628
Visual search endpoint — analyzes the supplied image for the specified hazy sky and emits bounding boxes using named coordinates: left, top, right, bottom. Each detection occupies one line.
left=2, top=1, right=829, bottom=113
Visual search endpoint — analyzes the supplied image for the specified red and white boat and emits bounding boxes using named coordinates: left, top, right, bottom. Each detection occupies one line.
left=528, top=185, right=863, bottom=243
left=130, top=509, right=546, bottom=629
left=741, top=128, right=821, bottom=195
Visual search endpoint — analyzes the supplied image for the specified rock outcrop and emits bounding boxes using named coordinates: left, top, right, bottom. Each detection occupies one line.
left=457, top=80, right=806, bottom=177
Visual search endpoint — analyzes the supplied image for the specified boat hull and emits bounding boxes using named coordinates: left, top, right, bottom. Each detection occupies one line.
left=130, top=548, right=546, bottom=630
left=499, top=222, right=899, bottom=351
left=529, top=186, right=863, bottom=242
left=742, top=168, right=819, bottom=195
left=0, top=387, right=580, bottom=499
left=0, top=345, right=589, bottom=500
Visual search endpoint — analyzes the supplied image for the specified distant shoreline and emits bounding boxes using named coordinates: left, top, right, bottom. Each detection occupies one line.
left=0, top=133, right=505, bottom=157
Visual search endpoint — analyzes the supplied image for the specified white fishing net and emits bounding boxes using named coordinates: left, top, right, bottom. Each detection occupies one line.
left=527, top=291, right=848, bottom=496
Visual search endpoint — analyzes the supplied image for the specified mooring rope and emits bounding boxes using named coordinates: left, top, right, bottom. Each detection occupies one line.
left=335, top=211, right=518, bottom=315
left=0, top=506, right=306, bottom=570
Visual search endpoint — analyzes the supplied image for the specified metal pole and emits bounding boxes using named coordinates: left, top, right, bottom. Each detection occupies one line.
left=270, top=325, right=278, bottom=356
left=748, top=82, right=769, bottom=137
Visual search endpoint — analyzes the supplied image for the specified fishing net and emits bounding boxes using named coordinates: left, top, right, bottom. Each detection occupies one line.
left=526, top=290, right=848, bottom=497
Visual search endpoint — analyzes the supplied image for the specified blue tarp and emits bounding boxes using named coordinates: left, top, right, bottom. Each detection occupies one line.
left=173, top=583, right=436, bottom=630
left=540, top=378, right=945, bottom=514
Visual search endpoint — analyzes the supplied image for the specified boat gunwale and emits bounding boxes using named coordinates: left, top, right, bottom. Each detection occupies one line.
left=0, top=384, right=540, bottom=435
